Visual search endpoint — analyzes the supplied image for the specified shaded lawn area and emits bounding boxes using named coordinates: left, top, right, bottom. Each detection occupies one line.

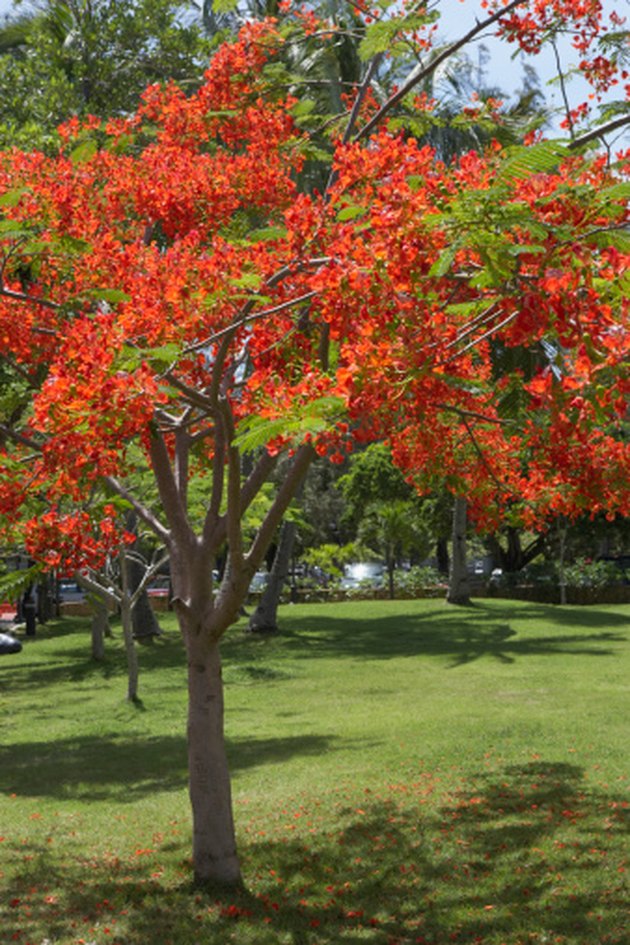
left=0, top=598, right=627, bottom=945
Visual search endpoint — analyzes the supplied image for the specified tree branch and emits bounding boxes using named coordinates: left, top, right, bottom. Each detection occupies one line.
left=355, top=0, right=528, bottom=141
left=245, top=442, right=315, bottom=573
left=568, top=114, right=630, bottom=150
left=184, top=290, right=318, bottom=355
left=104, top=475, right=170, bottom=543
left=148, top=424, right=195, bottom=550
left=0, top=285, right=61, bottom=311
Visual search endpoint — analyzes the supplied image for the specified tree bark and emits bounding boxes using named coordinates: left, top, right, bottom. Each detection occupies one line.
left=124, top=512, right=162, bottom=640
left=90, top=597, right=109, bottom=661
left=447, top=496, right=471, bottom=605
left=120, top=595, right=140, bottom=702
left=487, top=526, right=546, bottom=573
left=436, top=536, right=450, bottom=576
left=186, top=631, right=241, bottom=887
left=387, top=559, right=395, bottom=600
left=248, top=520, right=296, bottom=632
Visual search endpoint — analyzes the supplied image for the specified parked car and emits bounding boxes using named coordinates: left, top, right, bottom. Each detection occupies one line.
left=249, top=571, right=269, bottom=593
left=146, top=577, right=171, bottom=599
left=0, top=632, right=22, bottom=654
left=57, top=580, right=86, bottom=603
left=340, top=562, right=385, bottom=590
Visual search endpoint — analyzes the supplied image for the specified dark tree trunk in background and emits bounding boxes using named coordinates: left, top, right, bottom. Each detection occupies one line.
left=248, top=520, right=296, bottom=633
left=21, top=586, right=37, bottom=636
left=124, top=511, right=161, bottom=640
left=36, top=573, right=55, bottom=623
left=487, top=526, right=546, bottom=573
left=436, top=536, right=450, bottom=576
left=90, top=596, right=110, bottom=661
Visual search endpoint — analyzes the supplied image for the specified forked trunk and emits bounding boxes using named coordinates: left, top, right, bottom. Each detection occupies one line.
left=186, top=631, right=241, bottom=887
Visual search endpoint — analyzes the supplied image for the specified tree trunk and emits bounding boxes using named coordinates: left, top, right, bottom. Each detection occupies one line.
left=90, top=597, right=109, bottom=661
left=447, top=496, right=471, bottom=605
left=124, top=515, right=161, bottom=640
left=436, top=536, right=450, bottom=576
left=186, top=632, right=241, bottom=886
left=487, top=526, right=546, bottom=573
left=21, top=586, right=37, bottom=636
left=119, top=596, right=140, bottom=701
left=37, top=573, right=55, bottom=623
left=558, top=518, right=568, bottom=605
left=248, top=520, right=296, bottom=633
left=387, top=559, right=395, bottom=600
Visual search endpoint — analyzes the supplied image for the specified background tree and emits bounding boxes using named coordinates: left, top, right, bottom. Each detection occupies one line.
left=0, top=0, right=211, bottom=149
left=357, top=498, right=431, bottom=599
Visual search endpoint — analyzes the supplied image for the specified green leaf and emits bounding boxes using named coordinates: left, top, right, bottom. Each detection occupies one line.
left=58, top=233, right=92, bottom=254
left=599, top=182, right=630, bottom=202
left=299, top=143, right=331, bottom=162
left=446, top=297, right=499, bottom=317
left=498, top=140, right=567, bottom=182
left=70, top=138, right=98, bottom=164
left=147, top=343, right=181, bottom=366
left=248, top=226, right=287, bottom=243
left=507, top=243, right=546, bottom=257
left=234, top=395, right=346, bottom=454
left=290, top=99, right=316, bottom=119
left=231, top=272, right=263, bottom=290
left=337, top=205, right=367, bottom=222
left=212, top=0, right=239, bottom=12
left=0, top=219, right=32, bottom=238
left=83, top=288, right=131, bottom=304
left=0, top=564, right=43, bottom=602
left=0, top=187, right=29, bottom=208
left=587, top=228, right=630, bottom=252
left=429, top=247, right=456, bottom=278
left=359, top=10, right=440, bottom=60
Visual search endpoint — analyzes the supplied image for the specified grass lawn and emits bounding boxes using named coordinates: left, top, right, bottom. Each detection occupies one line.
left=0, top=598, right=627, bottom=945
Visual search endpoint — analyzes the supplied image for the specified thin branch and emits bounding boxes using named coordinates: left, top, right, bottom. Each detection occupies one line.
left=0, top=285, right=61, bottom=311
left=461, top=415, right=508, bottom=496
left=444, top=310, right=519, bottom=363
left=129, top=549, right=170, bottom=609
left=568, top=114, right=630, bottom=150
left=355, top=0, right=528, bottom=141
left=443, top=301, right=503, bottom=351
left=184, top=290, right=318, bottom=355
left=240, top=449, right=277, bottom=516
left=202, top=417, right=226, bottom=549
left=75, top=569, right=120, bottom=608
left=551, top=39, right=575, bottom=141
left=436, top=402, right=512, bottom=426
left=162, top=373, right=214, bottom=413
left=220, top=397, right=245, bottom=573
left=245, top=442, right=315, bottom=573
left=0, top=423, right=42, bottom=451
left=104, top=475, right=169, bottom=543
left=148, top=424, right=195, bottom=550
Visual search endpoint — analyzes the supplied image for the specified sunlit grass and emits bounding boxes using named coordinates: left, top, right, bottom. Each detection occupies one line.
left=0, top=598, right=628, bottom=944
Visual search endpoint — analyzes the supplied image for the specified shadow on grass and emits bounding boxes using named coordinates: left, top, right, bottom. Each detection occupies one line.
left=2, top=761, right=627, bottom=945
left=2, top=602, right=627, bottom=697
left=0, top=732, right=336, bottom=802
left=242, top=600, right=628, bottom=667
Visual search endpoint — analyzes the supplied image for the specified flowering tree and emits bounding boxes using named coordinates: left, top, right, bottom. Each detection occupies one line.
left=0, top=1, right=627, bottom=886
